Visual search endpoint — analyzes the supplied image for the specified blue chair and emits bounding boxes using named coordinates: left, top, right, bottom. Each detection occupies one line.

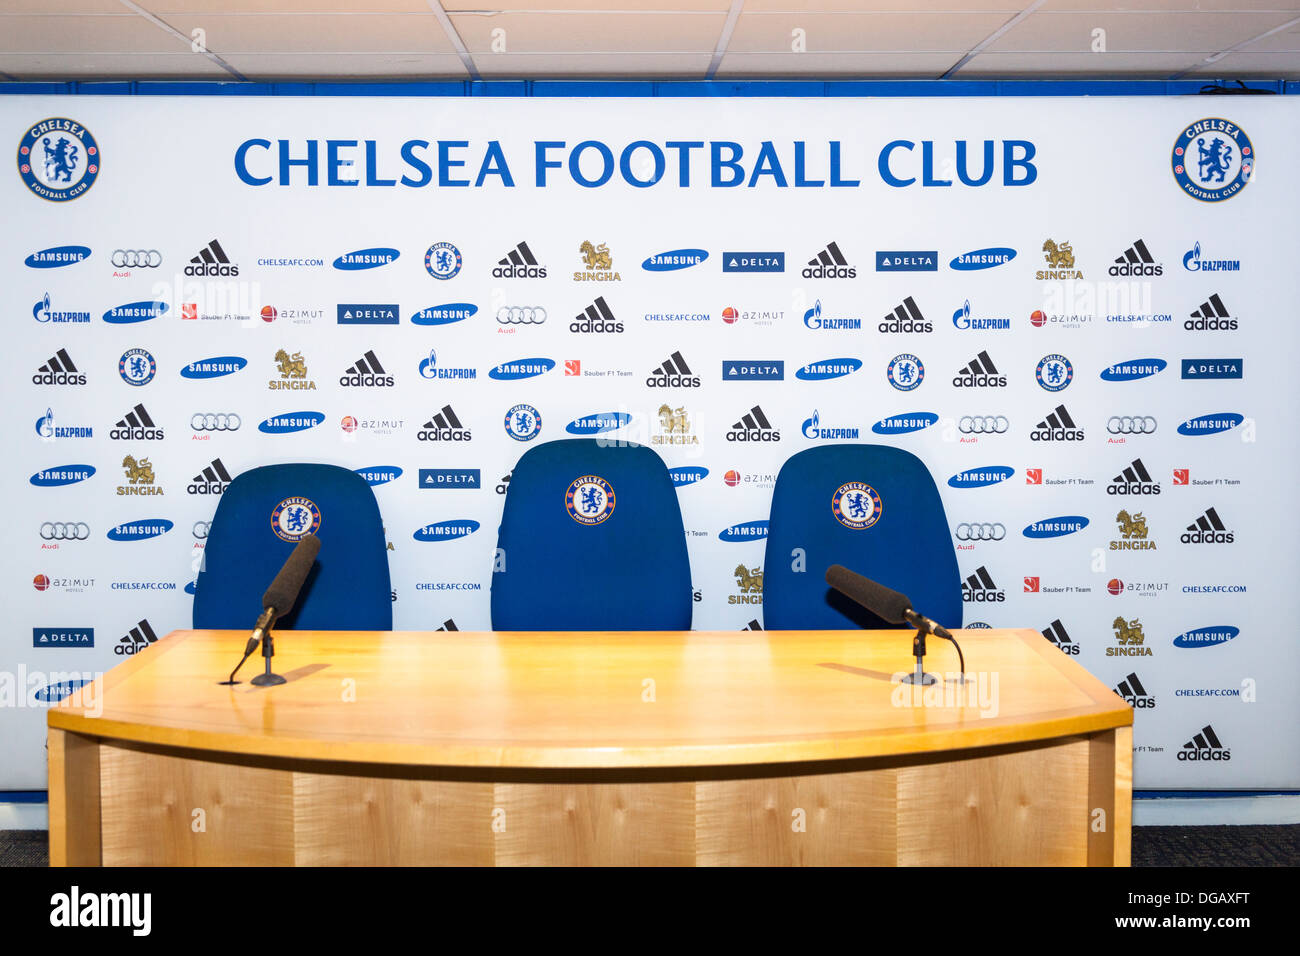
left=491, top=439, right=692, bottom=631
left=193, top=463, right=392, bottom=630
left=762, top=445, right=961, bottom=630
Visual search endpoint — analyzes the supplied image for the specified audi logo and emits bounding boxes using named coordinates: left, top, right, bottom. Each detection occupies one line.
left=496, top=306, right=546, bottom=325
left=40, top=522, right=90, bottom=540
left=958, top=415, right=1010, bottom=434
left=111, top=249, right=162, bottom=268
left=192, top=521, right=211, bottom=539
left=1107, top=416, right=1158, bottom=435
left=955, top=522, right=1006, bottom=541
left=191, top=413, right=241, bottom=431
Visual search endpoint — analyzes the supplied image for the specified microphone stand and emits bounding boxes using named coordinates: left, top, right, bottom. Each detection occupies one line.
left=901, top=617, right=938, bottom=687
left=249, top=627, right=286, bottom=686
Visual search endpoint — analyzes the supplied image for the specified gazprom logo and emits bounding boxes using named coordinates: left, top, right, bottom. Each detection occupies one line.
left=796, top=358, right=861, bottom=381
left=26, top=245, right=91, bottom=269
left=354, top=466, right=402, bottom=486
left=1023, top=516, right=1089, bottom=538
left=103, top=300, right=167, bottom=324
left=181, top=356, right=246, bottom=379
left=642, top=249, right=708, bottom=272
left=258, top=411, right=325, bottom=434
left=30, top=465, right=95, bottom=487
left=107, top=519, right=173, bottom=541
left=950, top=247, right=1016, bottom=271
left=411, top=303, right=477, bottom=326
left=1101, top=358, right=1167, bottom=382
left=488, top=358, right=554, bottom=380
left=566, top=412, right=632, bottom=435
left=333, top=247, right=399, bottom=270
left=718, top=520, right=769, bottom=542
left=1173, top=626, right=1240, bottom=649
left=948, top=466, right=1015, bottom=488
left=872, top=412, right=937, bottom=435
left=33, top=680, right=92, bottom=703
left=1177, top=413, right=1244, bottom=436
left=669, top=466, right=709, bottom=487
left=413, top=519, right=479, bottom=541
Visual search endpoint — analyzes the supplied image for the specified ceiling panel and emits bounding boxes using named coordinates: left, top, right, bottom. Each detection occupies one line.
left=1041, top=1, right=1300, bottom=11
left=221, top=51, right=468, bottom=78
left=449, top=12, right=727, bottom=54
left=961, top=51, right=1213, bottom=75
left=0, top=15, right=185, bottom=54
left=1235, top=21, right=1300, bottom=50
left=138, top=1, right=436, bottom=12
left=0, top=52, right=228, bottom=78
left=441, top=1, right=731, bottom=9
left=473, top=52, right=715, bottom=74
left=157, top=14, right=457, bottom=54
left=730, top=12, right=1013, bottom=52
left=1186, top=51, right=1300, bottom=74
left=717, top=51, right=962, bottom=75
left=988, top=11, right=1300, bottom=51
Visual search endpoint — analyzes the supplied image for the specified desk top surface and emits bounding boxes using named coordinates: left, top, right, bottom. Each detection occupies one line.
left=50, top=629, right=1130, bottom=769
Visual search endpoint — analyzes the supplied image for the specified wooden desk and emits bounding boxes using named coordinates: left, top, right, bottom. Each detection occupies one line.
left=48, top=629, right=1131, bottom=866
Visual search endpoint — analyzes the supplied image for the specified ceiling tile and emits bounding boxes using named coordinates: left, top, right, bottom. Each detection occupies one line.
left=1042, top=1, right=1300, bottom=11
left=717, top=51, right=960, bottom=75
left=450, top=12, right=727, bottom=54
left=221, top=51, right=469, bottom=78
left=730, top=12, right=1014, bottom=52
left=0, top=15, right=187, bottom=54
left=743, top=0, right=1027, bottom=9
left=1234, top=21, right=1300, bottom=51
left=989, top=11, right=1300, bottom=52
left=157, top=14, right=457, bottom=54
left=473, top=52, right=714, bottom=75
left=138, top=1, right=436, bottom=12
left=0, top=51, right=228, bottom=77
left=441, top=1, right=731, bottom=10
left=959, top=50, right=1211, bottom=75
left=1186, top=51, right=1300, bottom=75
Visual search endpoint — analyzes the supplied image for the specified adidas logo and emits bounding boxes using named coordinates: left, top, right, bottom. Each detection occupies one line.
left=1186, top=292, right=1237, bottom=331
left=962, top=565, right=1005, bottom=603
left=1181, top=506, right=1233, bottom=544
left=741, top=619, right=763, bottom=631
left=878, top=295, right=931, bottom=333
left=1107, top=458, right=1160, bottom=495
left=1041, top=619, right=1078, bottom=655
left=726, top=405, right=780, bottom=443
left=110, top=403, right=163, bottom=441
left=339, top=350, right=394, bottom=387
left=802, top=241, right=855, bottom=279
left=646, top=351, right=700, bottom=388
left=495, top=471, right=511, bottom=495
left=418, top=405, right=471, bottom=442
left=1178, top=724, right=1230, bottom=761
left=1030, top=404, right=1084, bottom=442
left=493, top=241, right=546, bottom=279
left=184, top=238, right=239, bottom=277
left=952, top=350, right=1006, bottom=387
left=435, top=618, right=459, bottom=632
left=187, top=458, right=233, bottom=495
left=33, top=348, right=86, bottom=386
left=1108, top=238, right=1162, bottom=277
left=1115, top=672, right=1155, bottom=709
left=570, top=295, right=622, bottom=334
left=114, top=618, right=158, bottom=657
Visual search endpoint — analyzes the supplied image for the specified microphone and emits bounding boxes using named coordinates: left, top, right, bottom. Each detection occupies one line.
left=222, top=534, right=321, bottom=685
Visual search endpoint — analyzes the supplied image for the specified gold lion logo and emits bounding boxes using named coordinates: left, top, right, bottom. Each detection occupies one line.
left=1042, top=238, right=1075, bottom=269
left=580, top=240, right=612, bottom=270
left=1116, top=510, right=1148, bottom=540
left=1112, top=616, right=1145, bottom=646
left=121, top=455, right=154, bottom=485
left=658, top=404, right=689, bottom=434
left=734, top=564, right=763, bottom=593
left=274, top=348, right=307, bottom=379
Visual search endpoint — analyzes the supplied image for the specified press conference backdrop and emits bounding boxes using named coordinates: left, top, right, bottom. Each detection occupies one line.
left=2, top=93, right=1298, bottom=791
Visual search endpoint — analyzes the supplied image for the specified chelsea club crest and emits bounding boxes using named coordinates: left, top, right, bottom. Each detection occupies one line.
left=1171, top=118, right=1253, bottom=203
left=425, top=242, right=463, bottom=279
left=17, top=118, right=100, bottom=202
left=566, top=475, right=615, bottom=526
left=271, top=496, right=322, bottom=542
left=832, top=482, right=882, bottom=530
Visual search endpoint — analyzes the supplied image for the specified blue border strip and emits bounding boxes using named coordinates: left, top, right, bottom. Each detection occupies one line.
left=0, top=79, right=1293, bottom=97
left=0, top=791, right=47, bottom=804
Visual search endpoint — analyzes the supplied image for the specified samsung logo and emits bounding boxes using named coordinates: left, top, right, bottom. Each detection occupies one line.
left=642, top=249, right=708, bottom=272
left=420, top=468, right=481, bottom=489
left=722, top=361, right=784, bottom=381
left=26, top=245, right=91, bottom=268
left=796, top=358, right=861, bottom=381
left=718, top=520, right=769, bottom=541
left=103, top=301, right=167, bottom=324
left=1181, top=359, right=1242, bottom=380
left=333, top=247, right=399, bottom=270
left=354, top=466, right=402, bottom=486
left=258, top=411, right=325, bottom=433
left=488, top=358, right=554, bottom=380
left=31, top=465, right=95, bottom=487
left=669, top=466, right=709, bottom=487
left=337, top=303, right=399, bottom=325
left=566, top=412, right=633, bottom=435
left=950, top=247, right=1016, bottom=270
left=1173, top=626, right=1240, bottom=649
left=181, top=356, right=246, bottom=379
left=413, top=520, right=480, bottom=541
left=872, top=413, right=938, bottom=435
left=107, top=520, right=173, bottom=541
left=33, top=680, right=92, bottom=703
left=876, top=250, right=937, bottom=272
left=1177, top=413, right=1244, bottom=436
left=948, top=466, right=1015, bottom=488
left=1023, top=516, right=1089, bottom=538
left=411, top=303, right=477, bottom=326
left=1100, top=358, right=1167, bottom=382
left=33, top=628, right=94, bottom=648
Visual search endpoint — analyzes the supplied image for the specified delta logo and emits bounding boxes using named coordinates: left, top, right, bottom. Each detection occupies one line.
left=1181, top=359, right=1242, bottom=380
left=107, top=519, right=173, bottom=541
left=333, top=247, right=399, bottom=270
left=33, top=628, right=94, bottom=648
left=950, top=247, right=1016, bottom=271
left=419, top=469, right=481, bottom=490
left=413, top=520, right=479, bottom=541
left=879, top=296, right=931, bottom=334
left=258, top=411, right=325, bottom=434
left=876, top=250, right=937, bottom=272
left=494, top=241, right=547, bottom=278
left=337, top=304, right=399, bottom=326
left=1177, top=413, right=1243, bottom=436
left=1022, top=516, right=1089, bottom=538
left=669, top=466, right=709, bottom=487
left=722, top=360, right=784, bottom=382
left=30, top=465, right=95, bottom=487
left=718, top=520, right=769, bottom=542
left=947, top=466, right=1014, bottom=488
left=181, top=356, right=246, bottom=379
left=722, top=252, right=784, bottom=273
left=1173, top=626, right=1239, bottom=649
left=566, top=412, right=632, bottom=435
left=411, top=303, right=477, bottom=326
left=872, top=412, right=937, bottom=435
left=103, top=300, right=166, bottom=324
left=952, top=299, right=1010, bottom=331
left=489, top=358, right=554, bottom=380
left=1101, top=358, right=1166, bottom=382
left=25, top=245, right=91, bottom=269
left=642, top=249, right=707, bottom=272
left=354, top=466, right=402, bottom=486
left=802, top=300, right=862, bottom=330
left=796, top=358, right=861, bottom=381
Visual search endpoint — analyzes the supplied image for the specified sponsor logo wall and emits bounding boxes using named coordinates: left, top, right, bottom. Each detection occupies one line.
left=2, top=96, right=1297, bottom=790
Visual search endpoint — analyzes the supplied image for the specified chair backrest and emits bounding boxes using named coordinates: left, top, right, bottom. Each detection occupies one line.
left=491, top=439, right=692, bottom=631
left=762, top=444, right=961, bottom=630
left=193, top=463, right=392, bottom=630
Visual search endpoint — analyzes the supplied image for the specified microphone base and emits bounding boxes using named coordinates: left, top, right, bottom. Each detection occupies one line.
left=249, top=672, right=286, bottom=687
left=900, top=671, right=938, bottom=687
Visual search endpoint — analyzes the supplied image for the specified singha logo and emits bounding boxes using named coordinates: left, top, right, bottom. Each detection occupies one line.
left=1116, top=510, right=1148, bottom=540
left=580, top=241, right=612, bottom=270
left=122, top=455, right=154, bottom=485
left=1042, top=238, right=1075, bottom=269
left=729, top=564, right=764, bottom=605
left=1113, top=616, right=1145, bottom=646
left=270, top=349, right=315, bottom=390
